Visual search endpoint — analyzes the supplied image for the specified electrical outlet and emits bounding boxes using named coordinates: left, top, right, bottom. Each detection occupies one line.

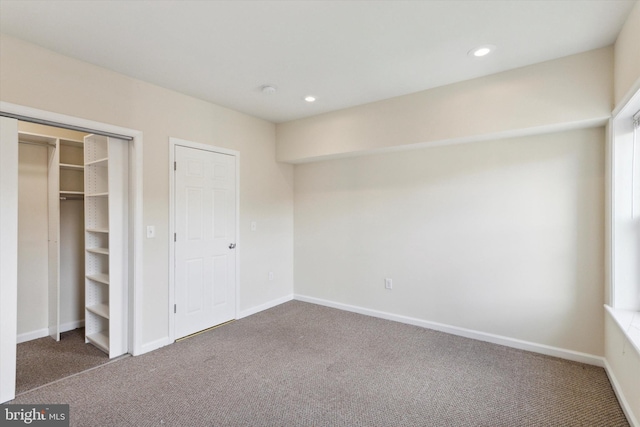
left=251, top=221, right=257, bottom=232
left=268, top=271, right=274, bottom=281
left=385, top=278, right=393, bottom=289
left=146, top=225, right=155, bottom=238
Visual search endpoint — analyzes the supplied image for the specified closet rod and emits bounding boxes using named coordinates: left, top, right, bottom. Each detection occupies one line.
left=60, top=196, right=84, bottom=201
left=18, top=139, right=55, bottom=148
left=1, top=111, right=133, bottom=141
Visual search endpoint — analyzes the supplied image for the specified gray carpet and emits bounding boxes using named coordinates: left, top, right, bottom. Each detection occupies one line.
left=15, top=328, right=111, bottom=395
left=8, top=301, right=629, bottom=426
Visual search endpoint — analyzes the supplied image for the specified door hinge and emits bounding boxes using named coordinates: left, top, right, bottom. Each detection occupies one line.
left=174, top=304, right=177, bottom=314
left=174, top=161, right=177, bottom=171
left=174, top=233, right=177, bottom=242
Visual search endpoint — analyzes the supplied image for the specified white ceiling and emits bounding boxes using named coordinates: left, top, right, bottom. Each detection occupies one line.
left=0, top=0, right=636, bottom=123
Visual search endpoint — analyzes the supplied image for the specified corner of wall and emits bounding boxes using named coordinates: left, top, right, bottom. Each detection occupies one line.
left=614, top=0, right=640, bottom=106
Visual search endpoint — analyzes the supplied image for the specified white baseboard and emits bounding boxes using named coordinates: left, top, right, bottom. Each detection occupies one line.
left=60, top=320, right=84, bottom=334
left=604, top=358, right=639, bottom=427
left=237, top=294, right=294, bottom=319
left=18, top=321, right=170, bottom=358
left=135, top=336, right=171, bottom=356
left=294, top=294, right=604, bottom=367
left=17, top=328, right=48, bottom=344
left=17, top=320, right=85, bottom=344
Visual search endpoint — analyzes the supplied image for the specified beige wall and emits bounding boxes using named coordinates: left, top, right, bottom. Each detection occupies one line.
left=277, top=47, right=613, bottom=163
left=294, top=128, right=605, bottom=356
left=614, top=1, right=640, bottom=106
left=1, top=34, right=295, bottom=347
left=17, top=142, right=49, bottom=335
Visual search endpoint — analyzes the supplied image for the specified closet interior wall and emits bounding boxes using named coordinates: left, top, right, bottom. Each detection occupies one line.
left=17, top=122, right=88, bottom=343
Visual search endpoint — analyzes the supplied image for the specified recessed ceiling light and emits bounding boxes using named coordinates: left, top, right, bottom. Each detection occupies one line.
left=261, top=85, right=277, bottom=94
left=304, top=96, right=316, bottom=103
left=468, top=45, right=496, bottom=58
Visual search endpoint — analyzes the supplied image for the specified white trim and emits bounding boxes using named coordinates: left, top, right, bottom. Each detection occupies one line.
left=294, top=294, right=605, bottom=367
left=18, top=320, right=86, bottom=344
left=129, top=132, right=144, bottom=356
left=605, top=305, right=640, bottom=356
left=59, top=320, right=85, bottom=335
left=607, top=118, right=616, bottom=307
left=170, top=138, right=240, bottom=158
left=168, top=137, right=240, bottom=343
left=0, top=102, right=144, bottom=358
left=237, top=294, right=294, bottom=319
left=0, top=102, right=141, bottom=140
left=138, top=336, right=172, bottom=355
left=17, top=329, right=49, bottom=345
left=168, top=141, right=176, bottom=343
left=604, top=358, right=640, bottom=427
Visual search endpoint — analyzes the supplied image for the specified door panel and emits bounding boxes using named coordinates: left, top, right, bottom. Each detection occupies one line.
left=185, top=187, right=203, bottom=240
left=175, top=145, right=236, bottom=339
left=212, top=255, right=228, bottom=306
left=0, top=116, right=18, bottom=403
left=213, top=189, right=229, bottom=237
left=186, top=258, right=204, bottom=313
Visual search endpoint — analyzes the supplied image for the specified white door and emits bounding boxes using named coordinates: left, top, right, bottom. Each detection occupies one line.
left=0, top=116, right=18, bottom=403
left=174, top=145, right=237, bottom=339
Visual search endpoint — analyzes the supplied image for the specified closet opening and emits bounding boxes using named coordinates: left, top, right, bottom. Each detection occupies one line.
left=15, top=120, right=131, bottom=394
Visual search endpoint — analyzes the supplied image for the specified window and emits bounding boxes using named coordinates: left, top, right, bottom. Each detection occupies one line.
left=608, top=87, right=640, bottom=351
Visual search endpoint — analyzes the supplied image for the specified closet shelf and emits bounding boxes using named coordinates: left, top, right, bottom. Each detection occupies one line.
left=87, top=247, right=109, bottom=255
left=85, top=157, right=108, bottom=167
left=60, top=139, right=84, bottom=148
left=86, top=228, right=109, bottom=234
left=86, top=273, right=110, bottom=285
left=86, top=192, right=108, bottom=197
left=87, top=303, right=110, bottom=319
left=60, top=163, right=84, bottom=171
left=86, top=331, right=109, bottom=353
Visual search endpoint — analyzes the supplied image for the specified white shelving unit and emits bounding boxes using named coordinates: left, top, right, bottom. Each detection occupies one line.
left=84, top=134, right=128, bottom=358
left=59, top=138, right=84, bottom=197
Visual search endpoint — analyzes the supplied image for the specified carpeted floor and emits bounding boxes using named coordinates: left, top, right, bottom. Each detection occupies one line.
left=8, top=301, right=630, bottom=426
left=16, top=328, right=112, bottom=395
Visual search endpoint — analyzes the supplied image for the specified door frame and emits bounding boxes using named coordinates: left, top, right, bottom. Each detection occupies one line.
left=0, top=101, right=144, bottom=403
left=168, top=138, right=240, bottom=342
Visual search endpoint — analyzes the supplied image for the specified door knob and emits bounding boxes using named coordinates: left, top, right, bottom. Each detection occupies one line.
left=229, top=243, right=236, bottom=249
